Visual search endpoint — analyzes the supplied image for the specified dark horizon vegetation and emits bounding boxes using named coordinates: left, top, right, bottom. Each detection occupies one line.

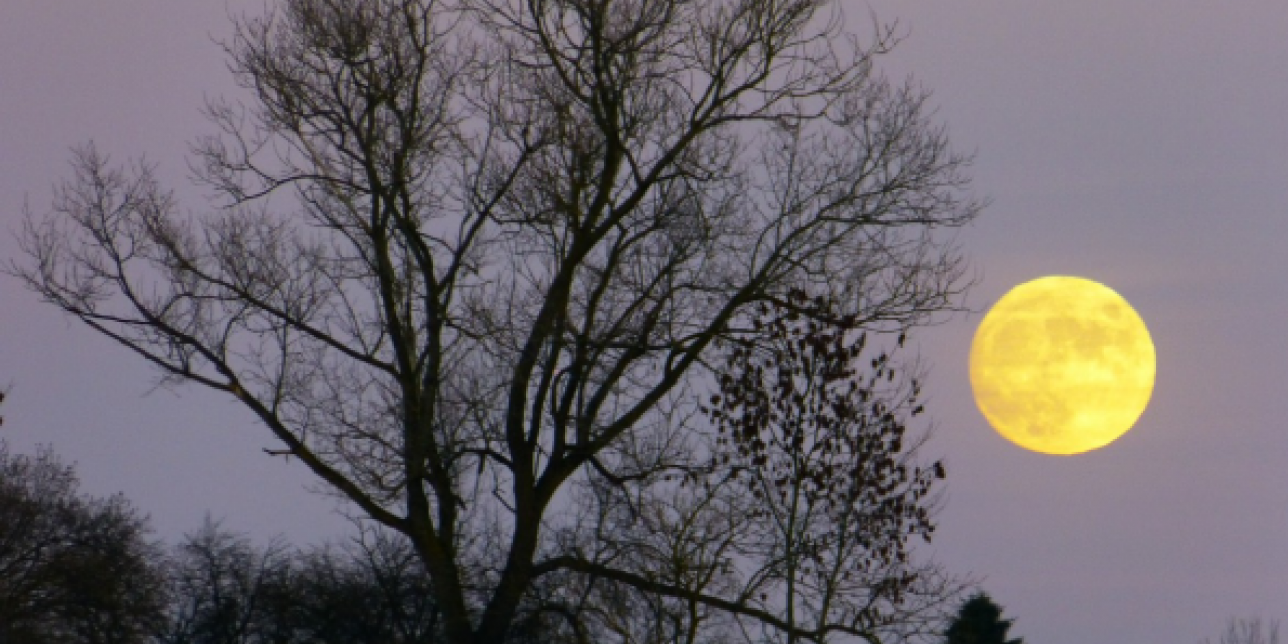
left=0, top=391, right=1267, bottom=644
left=0, top=433, right=987, bottom=643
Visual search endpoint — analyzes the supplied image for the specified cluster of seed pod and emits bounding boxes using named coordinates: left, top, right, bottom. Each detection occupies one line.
left=698, top=292, right=944, bottom=567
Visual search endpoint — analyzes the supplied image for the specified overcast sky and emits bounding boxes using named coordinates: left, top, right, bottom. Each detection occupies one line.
left=2, top=2, right=1286, bottom=643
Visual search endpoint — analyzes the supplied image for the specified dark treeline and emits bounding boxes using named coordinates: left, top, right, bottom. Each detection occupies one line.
left=0, top=440, right=444, bottom=644
left=0, top=437, right=1012, bottom=644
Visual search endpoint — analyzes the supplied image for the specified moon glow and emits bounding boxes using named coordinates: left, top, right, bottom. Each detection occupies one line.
left=969, top=276, right=1156, bottom=455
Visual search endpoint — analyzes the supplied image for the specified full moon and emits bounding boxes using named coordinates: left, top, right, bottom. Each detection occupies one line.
left=969, top=276, right=1156, bottom=455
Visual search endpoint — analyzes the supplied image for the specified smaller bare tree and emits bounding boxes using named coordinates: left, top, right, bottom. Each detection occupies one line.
left=696, top=292, right=963, bottom=642
left=526, top=291, right=967, bottom=643
left=293, top=525, right=443, bottom=643
left=1202, top=617, right=1281, bottom=644
left=156, top=518, right=444, bottom=643
left=0, top=440, right=167, bottom=644
left=156, top=518, right=298, bottom=643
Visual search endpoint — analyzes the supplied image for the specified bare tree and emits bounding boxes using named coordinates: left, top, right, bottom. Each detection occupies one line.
left=530, top=293, right=965, bottom=643
left=14, top=0, right=979, bottom=642
left=0, top=441, right=167, bottom=643
left=291, top=524, right=443, bottom=643
left=155, top=518, right=299, bottom=643
left=1201, top=617, right=1281, bottom=644
left=698, top=295, right=961, bottom=642
left=156, top=519, right=442, bottom=643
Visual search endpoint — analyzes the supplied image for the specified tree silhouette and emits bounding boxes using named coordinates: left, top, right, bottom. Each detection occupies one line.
left=15, top=0, right=981, bottom=641
left=1201, top=617, right=1281, bottom=644
left=943, top=593, right=1023, bottom=644
left=0, top=441, right=166, bottom=643
left=155, top=519, right=443, bottom=644
left=532, top=294, right=968, bottom=642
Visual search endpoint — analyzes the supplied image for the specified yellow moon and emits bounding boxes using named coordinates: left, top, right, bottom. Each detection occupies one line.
left=969, top=276, right=1156, bottom=455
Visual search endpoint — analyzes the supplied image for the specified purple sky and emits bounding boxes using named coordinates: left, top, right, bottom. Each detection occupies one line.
left=2, top=2, right=1286, bottom=642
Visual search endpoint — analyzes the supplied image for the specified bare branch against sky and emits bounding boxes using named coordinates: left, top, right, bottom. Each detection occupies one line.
left=11, top=0, right=977, bottom=642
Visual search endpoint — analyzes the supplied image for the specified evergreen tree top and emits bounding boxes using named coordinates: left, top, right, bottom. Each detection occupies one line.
left=944, top=592, right=1024, bottom=644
